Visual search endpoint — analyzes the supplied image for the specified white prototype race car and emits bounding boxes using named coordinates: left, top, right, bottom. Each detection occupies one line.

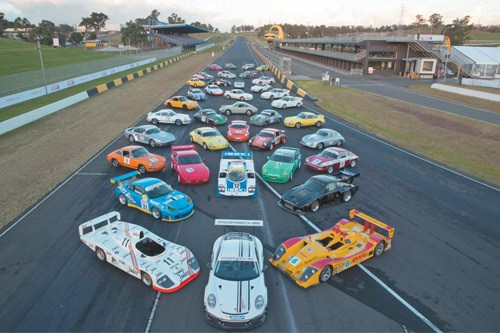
left=79, top=211, right=200, bottom=293
left=204, top=232, right=268, bottom=330
left=217, top=151, right=256, bottom=197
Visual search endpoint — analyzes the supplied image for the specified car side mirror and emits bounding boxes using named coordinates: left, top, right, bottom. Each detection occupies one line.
left=206, top=262, right=212, bottom=270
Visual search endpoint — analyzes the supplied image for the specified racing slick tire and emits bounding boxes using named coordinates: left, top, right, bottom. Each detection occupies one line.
left=374, top=241, right=385, bottom=257
left=141, top=272, right=153, bottom=286
left=319, top=265, right=333, bottom=282
left=96, top=247, right=106, bottom=262
left=281, top=104, right=287, bottom=109
left=151, top=118, right=159, bottom=125
left=341, top=190, right=352, bottom=202
left=149, top=140, right=157, bottom=147
left=350, top=160, right=357, bottom=168
left=203, top=143, right=208, bottom=150
left=226, top=95, right=231, bottom=99
left=177, top=174, right=182, bottom=183
left=183, top=104, right=188, bottom=110
left=297, top=102, right=302, bottom=107
left=327, top=166, right=334, bottom=174
left=269, top=143, right=274, bottom=150
left=311, top=201, right=320, bottom=212
left=152, top=207, right=162, bottom=220
left=225, top=110, right=232, bottom=115
left=317, top=143, right=324, bottom=150
left=295, top=123, right=301, bottom=128
left=270, top=95, right=274, bottom=99
left=316, top=121, right=322, bottom=127
left=336, top=140, right=342, bottom=147
left=118, top=194, right=127, bottom=206
left=246, top=110, right=253, bottom=116
left=189, top=136, right=194, bottom=142
left=264, top=121, right=269, bottom=126
left=240, top=97, right=245, bottom=101
left=111, top=159, right=119, bottom=168
left=175, top=119, right=182, bottom=126
left=166, top=102, right=172, bottom=108
left=138, top=164, right=147, bottom=174
left=129, top=135, right=135, bottom=143
left=289, top=173, right=293, bottom=181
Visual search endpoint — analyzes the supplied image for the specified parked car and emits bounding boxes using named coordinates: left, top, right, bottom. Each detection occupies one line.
left=146, top=109, right=192, bottom=125
left=256, top=64, right=270, bottom=71
left=226, top=120, right=250, bottom=142
left=242, top=63, right=256, bottom=70
left=224, top=63, right=237, bottom=70
left=124, top=125, right=175, bottom=147
left=249, top=109, right=282, bottom=126
left=239, top=70, right=258, bottom=78
left=224, top=89, right=253, bottom=101
left=218, top=71, right=236, bottom=79
left=106, top=145, right=167, bottom=173
left=284, top=112, right=325, bottom=128
left=208, top=63, right=222, bottom=71
left=300, top=128, right=345, bottom=149
left=205, top=84, right=224, bottom=96
left=305, top=147, right=359, bottom=174
left=164, top=96, right=199, bottom=110
left=261, top=88, right=290, bottom=100
left=250, top=83, right=272, bottom=93
left=271, top=96, right=303, bottom=109
left=207, top=78, right=232, bottom=87
left=170, top=144, right=210, bottom=184
left=252, top=76, right=275, bottom=85
left=249, top=128, right=286, bottom=151
left=234, top=81, right=245, bottom=89
left=192, top=109, right=227, bottom=126
left=219, top=101, right=258, bottom=116
left=189, top=127, right=228, bottom=151
left=186, top=77, right=206, bottom=88
left=187, top=88, right=207, bottom=101
left=262, top=147, right=301, bottom=183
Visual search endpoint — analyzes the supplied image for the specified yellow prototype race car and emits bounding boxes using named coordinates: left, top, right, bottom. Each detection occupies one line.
left=189, top=127, right=228, bottom=151
left=269, top=209, right=394, bottom=288
left=284, top=112, right=325, bottom=128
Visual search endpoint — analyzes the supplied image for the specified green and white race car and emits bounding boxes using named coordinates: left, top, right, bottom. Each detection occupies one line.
left=262, top=147, right=301, bottom=183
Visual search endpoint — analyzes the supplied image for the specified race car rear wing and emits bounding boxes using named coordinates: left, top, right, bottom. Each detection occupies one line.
left=349, top=209, right=394, bottom=239
left=78, top=211, right=121, bottom=237
left=110, top=171, right=140, bottom=185
left=171, top=144, right=196, bottom=153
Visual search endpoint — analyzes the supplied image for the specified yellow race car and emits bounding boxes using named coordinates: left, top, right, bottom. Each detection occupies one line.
left=189, top=127, right=228, bottom=151
left=269, top=209, right=394, bottom=289
left=164, top=96, right=199, bottom=110
left=284, top=112, right=325, bottom=128
left=186, top=77, right=206, bottom=88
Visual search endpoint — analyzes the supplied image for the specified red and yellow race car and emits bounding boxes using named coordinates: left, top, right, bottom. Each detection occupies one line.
left=226, top=120, right=250, bottom=142
left=106, top=145, right=167, bottom=174
left=269, top=209, right=394, bottom=288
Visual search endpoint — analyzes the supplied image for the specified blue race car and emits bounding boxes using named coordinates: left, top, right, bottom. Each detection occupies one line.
left=111, top=171, right=194, bottom=222
left=187, top=88, right=207, bottom=101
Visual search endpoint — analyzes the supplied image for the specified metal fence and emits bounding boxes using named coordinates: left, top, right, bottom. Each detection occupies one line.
left=0, top=47, right=181, bottom=97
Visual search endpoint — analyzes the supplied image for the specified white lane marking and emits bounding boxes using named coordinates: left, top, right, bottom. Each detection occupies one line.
left=302, top=104, right=499, bottom=192
left=76, top=172, right=107, bottom=176
left=144, top=291, right=161, bottom=333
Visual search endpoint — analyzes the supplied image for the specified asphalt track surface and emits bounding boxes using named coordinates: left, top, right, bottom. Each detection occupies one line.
left=1, top=36, right=499, bottom=332
left=260, top=47, right=500, bottom=126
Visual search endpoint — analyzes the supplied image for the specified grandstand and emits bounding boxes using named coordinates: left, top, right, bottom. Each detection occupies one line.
left=142, top=20, right=208, bottom=49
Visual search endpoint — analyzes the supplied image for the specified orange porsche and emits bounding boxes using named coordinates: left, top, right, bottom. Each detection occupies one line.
left=106, top=145, right=167, bottom=174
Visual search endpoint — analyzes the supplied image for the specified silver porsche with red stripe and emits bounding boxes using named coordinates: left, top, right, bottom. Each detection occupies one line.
left=78, top=211, right=200, bottom=293
left=204, top=232, right=268, bottom=330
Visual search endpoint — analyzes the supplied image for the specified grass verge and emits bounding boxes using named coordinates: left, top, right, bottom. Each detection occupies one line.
left=298, top=80, right=500, bottom=186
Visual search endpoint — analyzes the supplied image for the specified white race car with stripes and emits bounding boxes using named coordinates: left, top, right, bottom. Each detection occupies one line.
left=204, top=232, right=268, bottom=330
left=79, top=211, right=200, bottom=293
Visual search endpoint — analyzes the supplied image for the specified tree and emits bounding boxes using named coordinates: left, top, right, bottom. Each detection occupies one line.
left=57, top=24, right=73, bottom=37
left=70, top=32, right=83, bottom=46
left=428, top=13, right=443, bottom=34
left=80, top=12, right=109, bottom=39
left=167, top=13, right=185, bottom=24
left=412, top=15, right=427, bottom=29
left=121, top=21, right=147, bottom=47
left=445, top=15, right=474, bottom=45
left=0, top=12, right=4, bottom=34
left=34, top=20, right=56, bottom=45
left=147, top=9, right=161, bottom=22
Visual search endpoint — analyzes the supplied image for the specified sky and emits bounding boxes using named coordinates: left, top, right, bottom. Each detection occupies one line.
left=1, top=0, right=499, bottom=33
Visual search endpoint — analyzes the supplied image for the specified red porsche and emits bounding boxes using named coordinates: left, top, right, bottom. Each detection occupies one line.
left=248, top=128, right=287, bottom=151
left=170, top=144, right=210, bottom=184
left=208, top=63, right=223, bottom=71
left=227, top=120, right=250, bottom=142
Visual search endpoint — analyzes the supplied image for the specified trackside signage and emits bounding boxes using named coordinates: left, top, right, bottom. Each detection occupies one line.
left=215, top=219, right=263, bottom=227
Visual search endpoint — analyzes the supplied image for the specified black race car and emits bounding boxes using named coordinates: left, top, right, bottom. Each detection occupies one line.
left=207, top=79, right=232, bottom=87
left=278, top=170, right=359, bottom=214
left=192, top=109, right=227, bottom=126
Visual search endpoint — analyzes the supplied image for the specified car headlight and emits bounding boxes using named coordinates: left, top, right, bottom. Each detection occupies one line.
left=158, top=275, right=174, bottom=288
left=283, top=171, right=288, bottom=175
left=272, top=245, right=286, bottom=261
left=218, top=186, right=225, bottom=192
left=207, top=294, right=216, bottom=308
left=263, top=168, right=267, bottom=173
left=188, top=256, right=199, bottom=270
left=249, top=186, right=255, bottom=193
left=255, top=295, right=265, bottom=310
left=300, top=267, right=319, bottom=282
left=187, top=196, right=192, bottom=204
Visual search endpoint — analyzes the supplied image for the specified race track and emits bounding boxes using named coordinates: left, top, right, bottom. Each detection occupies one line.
left=0, top=36, right=499, bottom=332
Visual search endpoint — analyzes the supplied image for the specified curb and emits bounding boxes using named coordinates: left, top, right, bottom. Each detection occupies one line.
left=253, top=47, right=318, bottom=102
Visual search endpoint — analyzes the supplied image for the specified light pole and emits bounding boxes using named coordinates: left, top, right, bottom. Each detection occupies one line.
left=36, top=37, right=48, bottom=94
left=442, top=25, right=454, bottom=83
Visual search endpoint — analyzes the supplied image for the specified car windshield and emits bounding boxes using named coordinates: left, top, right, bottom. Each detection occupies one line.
left=214, top=259, right=260, bottom=281
left=146, top=127, right=160, bottom=134
left=258, top=131, right=274, bottom=138
left=179, top=97, right=187, bottom=101
left=178, top=154, right=202, bottom=165
left=135, top=237, right=165, bottom=257
left=321, top=150, right=339, bottom=159
left=191, top=89, right=201, bottom=93
left=231, top=124, right=247, bottom=129
left=304, top=178, right=326, bottom=192
left=132, top=147, right=149, bottom=157
left=202, top=131, right=218, bottom=137
left=317, top=130, right=329, bottom=137
left=146, top=182, right=173, bottom=198
left=227, top=164, right=247, bottom=182
left=271, top=154, right=293, bottom=163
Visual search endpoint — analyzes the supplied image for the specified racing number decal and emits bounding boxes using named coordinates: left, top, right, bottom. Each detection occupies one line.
left=289, top=256, right=301, bottom=266
left=141, top=197, right=149, bottom=211
left=124, top=157, right=130, bottom=164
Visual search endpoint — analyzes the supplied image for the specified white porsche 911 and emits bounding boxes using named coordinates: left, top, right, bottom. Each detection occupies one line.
left=204, top=232, right=268, bottom=330
left=79, top=211, right=200, bottom=293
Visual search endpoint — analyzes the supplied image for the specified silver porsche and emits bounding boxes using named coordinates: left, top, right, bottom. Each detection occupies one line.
left=124, top=125, right=176, bottom=147
left=300, top=128, right=345, bottom=150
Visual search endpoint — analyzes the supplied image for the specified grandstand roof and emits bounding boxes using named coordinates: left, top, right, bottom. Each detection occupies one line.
left=454, top=46, right=500, bottom=65
left=142, top=23, right=208, bottom=34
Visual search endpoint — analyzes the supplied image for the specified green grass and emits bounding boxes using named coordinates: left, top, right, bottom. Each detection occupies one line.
left=0, top=50, right=195, bottom=122
left=469, top=31, right=500, bottom=41
left=0, top=38, right=115, bottom=76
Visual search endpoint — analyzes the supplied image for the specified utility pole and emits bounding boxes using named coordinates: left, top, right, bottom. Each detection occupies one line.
left=36, top=37, right=48, bottom=95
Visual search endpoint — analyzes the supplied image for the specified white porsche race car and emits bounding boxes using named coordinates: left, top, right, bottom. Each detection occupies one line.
left=217, top=151, right=256, bottom=197
left=204, top=232, right=268, bottom=330
left=79, top=211, right=200, bottom=293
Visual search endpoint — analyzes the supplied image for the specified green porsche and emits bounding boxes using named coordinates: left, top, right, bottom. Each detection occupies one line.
left=262, top=147, right=302, bottom=183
